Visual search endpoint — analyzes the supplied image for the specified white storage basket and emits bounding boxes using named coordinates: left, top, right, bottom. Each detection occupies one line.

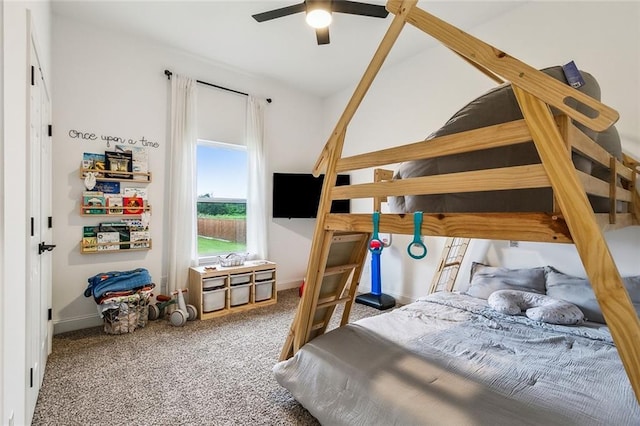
left=230, top=283, right=251, bottom=306
left=255, top=280, right=274, bottom=302
left=203, top=287, right=227, bottom=312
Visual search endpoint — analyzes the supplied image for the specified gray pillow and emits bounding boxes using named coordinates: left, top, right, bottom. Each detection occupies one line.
left=544, top=266, right=640, bottom=324
left=465, top=262, right=546, bottom=299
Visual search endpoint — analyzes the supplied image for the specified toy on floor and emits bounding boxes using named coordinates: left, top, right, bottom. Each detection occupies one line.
left=148, top=288, right=197, bottom=326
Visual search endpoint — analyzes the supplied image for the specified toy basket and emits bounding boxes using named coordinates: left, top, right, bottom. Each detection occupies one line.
left=218, top=253, right=248, bottom=267
left=102, top=290, right=151, bottom=334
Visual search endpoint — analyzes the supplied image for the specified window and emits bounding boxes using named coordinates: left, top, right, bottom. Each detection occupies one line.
left=197, top=141, right=247, bottom=260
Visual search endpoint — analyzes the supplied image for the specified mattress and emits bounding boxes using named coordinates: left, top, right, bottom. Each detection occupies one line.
left=389, top=66, right=623, bottom=214
left=273, top=292, right=640, bottom=425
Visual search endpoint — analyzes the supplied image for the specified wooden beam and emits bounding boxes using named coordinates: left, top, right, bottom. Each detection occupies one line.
left=339, top=233, right=370, bottom=327
left=297, top=228, right=335, bottom=350
left=323, top=263, right=360, bottom=276
left=622, top=153, right=639, bottom=224
left=568, top=123, right=634, bottom=182
left=313, top=0, right=417, bottom=175
left=386, top=0, right=619, bottom=132
left=576, top=170, right=632, bottom=202
left=316, top=296, right=352, bottom=310
left=513, top=86, right=640, bottom=402
left=337, top=119, right=533, bottom=173
left=332, top=164, right=550, bottom=200
left=594, top=213, right=633, bottom=231
left=610, top=158, right=618, bottom=224
left=373, top=168, right=394, bottom=210
left=452, top=51, right=505, bottom=84
left=323, top=212, right=572, bottom=243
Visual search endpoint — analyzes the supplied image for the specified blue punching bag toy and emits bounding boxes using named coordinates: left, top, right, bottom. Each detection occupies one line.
left=355, top=212, right=396, bottom=310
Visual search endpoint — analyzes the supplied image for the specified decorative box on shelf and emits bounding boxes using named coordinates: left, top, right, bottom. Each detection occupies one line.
left=188, top=260, right=277, bottom=320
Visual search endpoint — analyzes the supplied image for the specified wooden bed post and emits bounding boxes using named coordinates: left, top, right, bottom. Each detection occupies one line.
left=513, top=87, right=640, bottom=401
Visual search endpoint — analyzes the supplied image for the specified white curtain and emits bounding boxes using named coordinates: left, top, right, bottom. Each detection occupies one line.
left=167, top=74, right=198, bottom=293
left=246, top=96, right=268, bottom=260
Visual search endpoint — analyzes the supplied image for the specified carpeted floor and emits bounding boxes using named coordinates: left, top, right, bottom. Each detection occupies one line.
left=32, top=289, right=383, bottom=425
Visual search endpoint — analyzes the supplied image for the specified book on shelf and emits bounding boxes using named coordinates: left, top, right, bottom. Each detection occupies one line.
left=115, top=145, right=148, bottom=181
left=93, top=181, right=120, bottom=194
left=123, top=196, right=144, bottom=214
left=81, top=218, right=150, bottom=253
left=99, top=222, right=130, bottom=249
left=130, top=230, right=150, bottom=249
left=106, top=196, right=123, bottom=214
left=97, top=231, right=120, bottom=251
left=83, top=195, right=106, bottom=214
left=105, top=150, right=133, bottom=179
left=122, top=187, right=148, bottom=200
left=121, top=218, right=147, bottom=230
left=82, top=237, right=98, bottom=252
left=82, top=152, right=106, bottom=177
left=83, top=225, right=100, bottom=237
left=82, top=225, right=99, bottom=252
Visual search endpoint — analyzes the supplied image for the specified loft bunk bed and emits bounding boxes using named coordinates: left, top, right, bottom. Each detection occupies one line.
left=275, top=0, right=640, bottom=423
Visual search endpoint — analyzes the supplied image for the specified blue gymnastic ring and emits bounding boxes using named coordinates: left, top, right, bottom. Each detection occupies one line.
left=407, top=211, right=427, bottom=259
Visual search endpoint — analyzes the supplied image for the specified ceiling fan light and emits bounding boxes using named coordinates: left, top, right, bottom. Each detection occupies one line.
left=305, top=9, right=332, bottom=29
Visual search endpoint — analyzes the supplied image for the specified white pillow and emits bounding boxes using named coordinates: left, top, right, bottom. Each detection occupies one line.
left=488, top=289, right=585, bottom=325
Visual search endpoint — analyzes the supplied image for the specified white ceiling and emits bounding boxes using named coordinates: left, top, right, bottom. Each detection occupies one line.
left=51, top=1, right=528, bottom=98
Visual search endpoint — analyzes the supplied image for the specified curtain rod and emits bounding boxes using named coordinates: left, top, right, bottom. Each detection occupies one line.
left=164, top=69, right=272, bottom=103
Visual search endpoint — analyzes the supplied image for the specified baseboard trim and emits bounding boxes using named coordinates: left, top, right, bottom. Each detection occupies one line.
left=55, top=283, right=302, bottom=335
left=276, top=279, right=302, bottom=291
left=54, top=314, right=103, bottom=334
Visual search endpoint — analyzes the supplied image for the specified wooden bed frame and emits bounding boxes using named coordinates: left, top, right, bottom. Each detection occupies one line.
left=280, top=0, right=640, bottom=403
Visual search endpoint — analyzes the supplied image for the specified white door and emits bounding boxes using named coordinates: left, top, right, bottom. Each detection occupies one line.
left=26, top=22, right=53, bottom=423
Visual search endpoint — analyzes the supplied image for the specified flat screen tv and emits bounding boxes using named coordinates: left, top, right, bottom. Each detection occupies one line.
left=272, top=173, right=350, bottom=218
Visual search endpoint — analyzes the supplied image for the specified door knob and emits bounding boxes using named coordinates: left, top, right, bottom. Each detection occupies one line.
left=39, top=242, right=56, bottom=255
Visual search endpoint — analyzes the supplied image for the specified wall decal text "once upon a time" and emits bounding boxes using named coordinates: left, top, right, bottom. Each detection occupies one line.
left=68, top=128, right=160, bottom=149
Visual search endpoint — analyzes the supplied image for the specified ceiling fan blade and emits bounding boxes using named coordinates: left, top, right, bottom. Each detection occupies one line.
left=331, top=1, right=389, bottom=18
left=252, top=2, right=307, bottom=22
left=316, top=27, right=330, bottom=45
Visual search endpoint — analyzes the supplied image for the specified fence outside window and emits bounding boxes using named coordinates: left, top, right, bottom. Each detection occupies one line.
left=197, top=197, right=246, bottom=256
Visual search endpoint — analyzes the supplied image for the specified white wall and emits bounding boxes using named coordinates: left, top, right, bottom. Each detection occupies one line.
left=2, top=1, right=52, bottom=424
left=51, top=14, right=325, bottom=333
left=323, top=1, right=640, bottom=302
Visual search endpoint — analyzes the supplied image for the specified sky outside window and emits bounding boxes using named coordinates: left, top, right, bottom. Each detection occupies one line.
left=197, top=143, right=247, bottom=199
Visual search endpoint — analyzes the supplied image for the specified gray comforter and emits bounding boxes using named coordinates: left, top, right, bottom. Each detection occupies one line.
left=273, top=292, right=639, bottom=425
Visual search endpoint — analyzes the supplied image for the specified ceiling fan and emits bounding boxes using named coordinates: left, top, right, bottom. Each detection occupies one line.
left=252, top=0, right=389, bottom=45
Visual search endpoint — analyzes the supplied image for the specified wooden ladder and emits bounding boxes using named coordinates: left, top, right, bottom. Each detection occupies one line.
left=429, top=237, right=470, bottom=293
left=280, top=230, right=370, bottom=360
